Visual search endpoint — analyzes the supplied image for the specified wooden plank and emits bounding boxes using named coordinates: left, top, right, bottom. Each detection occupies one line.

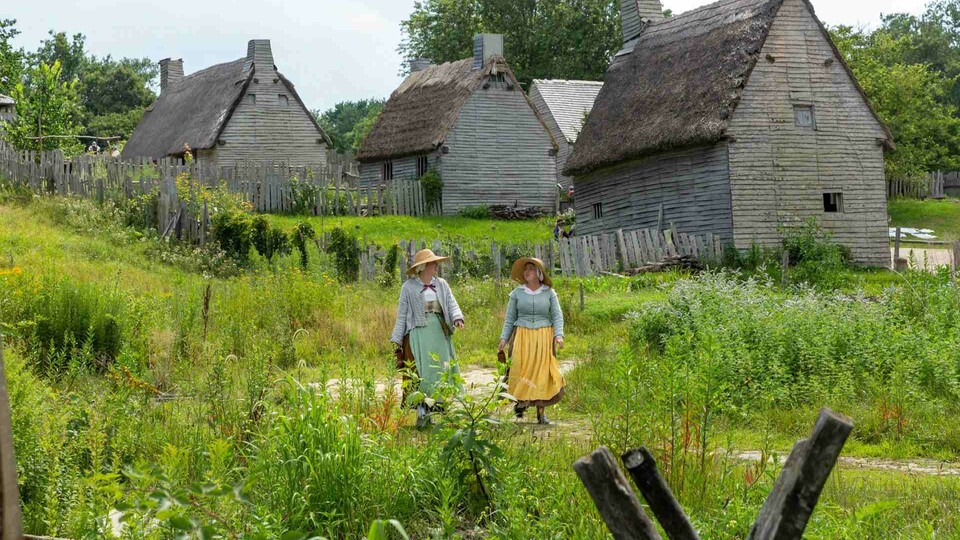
left=748, top=408, right=853, bottom=540
left=573, top=447, right=663, bottom=540
left=622, top=448, right=700, bottom=540
left=0, top=341, right=24, bottom=540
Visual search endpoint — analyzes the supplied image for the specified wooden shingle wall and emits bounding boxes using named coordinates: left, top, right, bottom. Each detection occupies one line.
left=726, top=0, right=889, bottom=266
left=215, top=58, right=329, bottom=168
left=529, top=85, right=574, bottom=190
left=440, top=84, right=556, bottom=214
left=358, top=152, right=441, bottom=188
left=574, top=142, right=734, bottom=240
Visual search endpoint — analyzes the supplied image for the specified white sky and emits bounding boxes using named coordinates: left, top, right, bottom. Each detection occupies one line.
left=7, top=0, right=929, bottom=113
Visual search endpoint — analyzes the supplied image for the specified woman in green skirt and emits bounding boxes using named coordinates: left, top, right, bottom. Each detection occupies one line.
left=391, top=249, right=465, bottom=427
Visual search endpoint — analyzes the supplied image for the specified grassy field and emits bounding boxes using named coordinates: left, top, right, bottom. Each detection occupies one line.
left=1, top=192, right=960, bottom=538
left=888, top=197, right=960, bottom=241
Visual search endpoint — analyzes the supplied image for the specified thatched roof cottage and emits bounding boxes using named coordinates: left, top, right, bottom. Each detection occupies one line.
left=0, top=94, right=15, bottom=132
left=565, top=0, right=894, bottom=266
left=529, top=79, right=603, bottom=190
left=356, top=34, right=558, bottom=215
left=123, top=39, right=332, bottom=167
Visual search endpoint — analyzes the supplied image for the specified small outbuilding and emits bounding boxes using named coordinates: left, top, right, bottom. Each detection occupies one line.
left=123, top=39, right=331, bottom=167
left=356, top=34, right=558, bottom=215
left=0, top=94, right=15, bottom=132
left=529, top=79, right=603, bottom=189
left=566, top=0, right=894, bottom=266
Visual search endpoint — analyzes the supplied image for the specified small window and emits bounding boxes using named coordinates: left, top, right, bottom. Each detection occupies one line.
left=416, top=155, right=429, bottom=178
left=279, top=94, right=289, bottom=106
left=592, top=202, right=603, bottom=220
left=823, top=192, right=843, bottom=213
left=248, top=94, right=256, bottom=104
left=382, top=160, right=394, bottom=182
left=794, top=105, right=814, bottom=128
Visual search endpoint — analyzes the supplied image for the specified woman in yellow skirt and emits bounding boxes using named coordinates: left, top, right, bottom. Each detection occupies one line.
left=498, top=257, right=565, bottom=424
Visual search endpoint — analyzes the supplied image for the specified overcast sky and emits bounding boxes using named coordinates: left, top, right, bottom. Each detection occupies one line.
left=7, top=0, right=929, bottom=113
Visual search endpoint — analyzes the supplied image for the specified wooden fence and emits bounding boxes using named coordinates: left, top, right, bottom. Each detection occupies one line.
left=356, top=227, right=725, bottom=282
left=887, top=171, right=946, bottom=200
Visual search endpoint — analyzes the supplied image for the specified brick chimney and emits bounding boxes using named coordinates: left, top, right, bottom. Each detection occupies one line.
left=159, top=58, right=183, bottom=94
left=243, top=39, right=275, bottom=73
left=472, top=34, right=504, bottom=70
left=409, top=59, right=432, bottom=73
left=620, top=0, right=664, bottom=43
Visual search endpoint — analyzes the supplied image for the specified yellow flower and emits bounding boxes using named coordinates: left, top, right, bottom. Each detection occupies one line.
left=0, top=267, right=23, bottom=277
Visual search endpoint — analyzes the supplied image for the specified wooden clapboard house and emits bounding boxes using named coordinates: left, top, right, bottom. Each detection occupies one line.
left=123, top=40, right=332, bottom=167
left=0, top=94, right=15, bottom=134
left=529, top=79, right=603, bottom=190
left=565, top=0, right=894, bottom=266
left=356, top=34, right=558, bottom=215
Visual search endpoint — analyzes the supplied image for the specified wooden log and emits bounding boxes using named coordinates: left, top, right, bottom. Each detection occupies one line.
left=0, top=341, right=24, bottom=540
left=573, top=446, right=662, bottom=540
left=748, top=408, right=853, bottom=540
left=622, top=448, right=700, bottom=540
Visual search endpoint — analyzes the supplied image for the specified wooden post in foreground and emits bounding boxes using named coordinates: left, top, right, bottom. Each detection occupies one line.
left=952, top=241, right=960, bottom=283
left=622, top=448, right=700, bottom=540
left=0, top=340, right=23, bottom=540
left=573, top=447, right=662, bottom=540
left=748, top=408, right=853, bottom=540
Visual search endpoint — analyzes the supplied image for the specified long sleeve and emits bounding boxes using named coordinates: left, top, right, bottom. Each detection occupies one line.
left=441, top=279, right=464, bottom=322
left=550, top=290, right=564, bottom=338
left=500, top=292, right=518, bottom=342
left=390, top=287, right=409, bottom=345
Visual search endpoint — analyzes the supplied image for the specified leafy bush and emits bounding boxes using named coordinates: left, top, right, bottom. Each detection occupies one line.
left=289, top=175, right=320, bottom=216
left=211, top=210, right=254, bottom=263
left=781, top=217, right=848, bottom=287
left=291, top=221, right=316, bottom=269
left=251, top=215, right=291, bottom=261
left=327, top=226, right=361, bottom=282
left=380, top=244, right=401, bottom=287
left=457, top=205, right=490, bottom=219
left=419, top=170, right=443, bottom=214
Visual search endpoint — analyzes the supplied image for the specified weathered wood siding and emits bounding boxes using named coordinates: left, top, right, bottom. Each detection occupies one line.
left=440, top=84, right=556, bottom=214
left=215, top=61, right=329, bottom=167
left=574, top=143, right=734, bottom=240
left=529, top=85, right=574, bottom=189
left=726, top=0, right=889, bottom=266
left=359, top=152, right=440, bottom=188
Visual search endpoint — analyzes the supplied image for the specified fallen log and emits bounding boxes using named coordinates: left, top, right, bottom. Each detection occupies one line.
left=627, top=255, right=704, bottom=274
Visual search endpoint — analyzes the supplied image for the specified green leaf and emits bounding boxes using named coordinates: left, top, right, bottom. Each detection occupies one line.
left=168, top=516, right=194, bottom=531
left=279, top=532, right=308, bottom=540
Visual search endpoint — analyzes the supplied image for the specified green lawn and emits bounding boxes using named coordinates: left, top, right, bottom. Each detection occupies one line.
left=888, top=197, right=960, bottom=241
left=268, top=213, right=555, bottom=248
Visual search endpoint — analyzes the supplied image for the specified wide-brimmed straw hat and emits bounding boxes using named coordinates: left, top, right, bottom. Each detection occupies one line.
left=407, top=249, right=450, bottom=276
left=510, top=257, right=553, bottom=287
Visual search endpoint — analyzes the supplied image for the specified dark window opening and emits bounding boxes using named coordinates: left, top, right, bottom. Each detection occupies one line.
left=592, top=202, right=603, bottom=220
left=794, top=104, right=814, bottom=128
left=823, top=192, right=843, bottom=213
left=416, top=155, right=429, bottom=178
left=248, top=94, right=256, bottom=104
left=279, top=94, right=289, bottom=106
left=382, top=160, right=394, bottom=182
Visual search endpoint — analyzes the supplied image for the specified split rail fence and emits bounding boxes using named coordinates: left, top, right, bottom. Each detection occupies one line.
left=0, top=143, right=429, bottom=243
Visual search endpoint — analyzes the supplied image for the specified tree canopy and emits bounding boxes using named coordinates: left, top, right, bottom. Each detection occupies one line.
left=398, top=0, right=623, bottom=86
left=316, top=98, right=386, bottom=155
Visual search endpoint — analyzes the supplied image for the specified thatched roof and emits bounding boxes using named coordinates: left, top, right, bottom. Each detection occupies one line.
left=357, top=57, right=535, bottom=162
left=531, top=79, right=603, bottom=143
left=565, top=0, right=893, bottom=176
left=122, top=58, right=329, bottom=160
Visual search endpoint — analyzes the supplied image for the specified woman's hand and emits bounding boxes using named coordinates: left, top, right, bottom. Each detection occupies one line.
left=454, top=319, right=465, bottom=329
left=498, top=339, right=506, bottom=352
left=555, top=336, right=564, bottom=350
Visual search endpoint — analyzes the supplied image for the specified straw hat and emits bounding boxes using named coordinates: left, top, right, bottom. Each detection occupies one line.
left=510, top=257, right=553, bottom=287
left=407, top=249, right=450, bottom=276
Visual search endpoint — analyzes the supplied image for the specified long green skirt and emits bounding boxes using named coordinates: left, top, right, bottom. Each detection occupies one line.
left=409, top=313, right=462, bottom=397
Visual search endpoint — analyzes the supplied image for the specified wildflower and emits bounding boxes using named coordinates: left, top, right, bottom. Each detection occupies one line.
left=0, top=267, right=23, bottom=277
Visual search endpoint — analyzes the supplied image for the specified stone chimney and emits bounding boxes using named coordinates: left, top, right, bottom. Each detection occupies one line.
left=472, top=34, right=504, bottom=70
left=159, top=58, right=183, bottom=94
left=620, top=0, right=664, bottom=43
left=243, top=39, right=275, bottom=73
left=409, top=59, right=432, bottom=73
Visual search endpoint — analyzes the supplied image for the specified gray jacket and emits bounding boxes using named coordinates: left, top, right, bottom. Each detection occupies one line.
left=499, top=286, right=564, bottom=342
left=390, top=277, right=464, bottom=345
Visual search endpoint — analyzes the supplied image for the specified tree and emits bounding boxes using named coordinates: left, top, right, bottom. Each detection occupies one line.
left=316, top=98, right=386, bottom=154
left=351, top=103, right=384, bottom=154
left=832, top=25, right=960, bottom=177
left=398, top=0, right=623, bottom=86
left=81, top=57, right=156, bottom=117
left=0, top=19, right=23, bottom=96
left=4, top=60, right=83, bottom=154
left=29, top=31, right=86, bottom=84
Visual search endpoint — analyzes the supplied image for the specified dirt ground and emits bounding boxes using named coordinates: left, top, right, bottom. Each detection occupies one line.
left=891, top=246, right=955, bottom=271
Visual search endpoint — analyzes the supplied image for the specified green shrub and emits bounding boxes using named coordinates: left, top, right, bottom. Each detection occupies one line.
left=291, top=221, right=316, bottom=269
left=327, top=226, right=360, bottom=282
left=211, top=210, right=254, bottom=263
left=419, top=170, right=443, bottom=214
left=457, top=205, right=490, bottom=219
left=251, top=215, right=291, bottom=261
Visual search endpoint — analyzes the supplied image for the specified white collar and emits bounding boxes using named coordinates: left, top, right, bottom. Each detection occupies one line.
left=522, top=284, right=548, bottom=295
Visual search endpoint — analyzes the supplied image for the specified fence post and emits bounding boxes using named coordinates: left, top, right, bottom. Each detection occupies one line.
left=573, top=447, right=663, bottom=540
left=953, top=241, right=960, bottom=283
left=0, top=340, right=24, bottom=540
left=621, top=448, right=700, bottom=540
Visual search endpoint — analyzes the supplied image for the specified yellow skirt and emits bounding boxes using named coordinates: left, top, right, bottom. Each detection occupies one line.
left=507, top=326, right=565, bottom=407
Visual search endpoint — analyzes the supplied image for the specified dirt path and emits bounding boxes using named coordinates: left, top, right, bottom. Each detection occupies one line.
left=890, top=246, right=954, bottom=271
left=731, top=450, right=960, bottom=476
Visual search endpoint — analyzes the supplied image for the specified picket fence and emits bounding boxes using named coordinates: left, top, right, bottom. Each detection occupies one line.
left=356, top=227, right=724, bottom=281
left=0, top=143, right=429, bottom=242
left=887, top=171, right=946, bottom=200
